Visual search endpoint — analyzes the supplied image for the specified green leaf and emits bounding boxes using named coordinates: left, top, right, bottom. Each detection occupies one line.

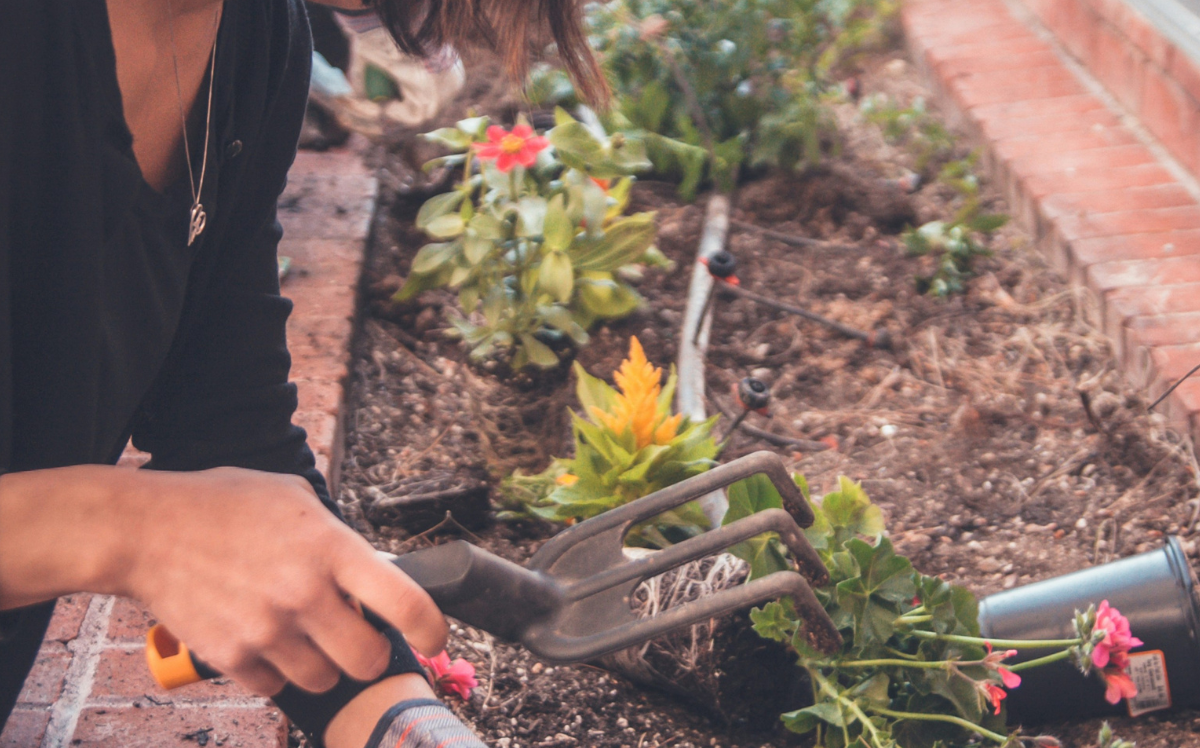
left=519, top=333, right=559, bottom=369
left=516, top=197, right=548, bottom=237
left=540, top=305, right=589, bottom=346
left=782, top=702, right=847, bottom=734
left=724, top=474, right=784, bottom=524
left=822, top=476, right=886, bottom=541
left=469, top=212, right=503, bottom=240
left=422, top=127, right=472, bottom=151
left=835, top=537, right=915, bottom=645
left=538, top=250, right=574, bottom=303
left=571, top=213, right=657, bottom=272
left=425, top=213, right=466, bottom=239
left=573, top=364, right=616, bottom=416
left=543, top=194, right=575, bottom=251
left=463, top=236, right=492, bottom=265
left=410, top=242, right=456, bottom=275
left=549, top=121, right=603, bottom=172
left=576, top=277, right=642, bottom=319
left=750, top=600, right=797, bottom=644
left=969, top=213, right=1009, bottom=233
left=416, top=192, right=466, bottom=231
left=848, top=673, right=890, bottom=707
left=456, top=116, right=489, bottom=139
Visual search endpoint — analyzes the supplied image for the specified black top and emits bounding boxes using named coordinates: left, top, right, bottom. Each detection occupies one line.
left=0, top=1, right=333, bottom=511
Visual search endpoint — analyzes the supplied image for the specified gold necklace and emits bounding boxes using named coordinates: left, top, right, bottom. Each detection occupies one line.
left=165, top=0, right=221, bottom=247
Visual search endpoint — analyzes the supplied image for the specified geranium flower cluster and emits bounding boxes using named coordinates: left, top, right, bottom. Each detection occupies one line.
left=413, top=648, right=479, bottom=700
left=1073, top=600, right=1143, bottom=704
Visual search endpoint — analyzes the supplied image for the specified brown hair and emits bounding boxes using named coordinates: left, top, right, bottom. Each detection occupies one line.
left=369, top=0, right=609, bottom=106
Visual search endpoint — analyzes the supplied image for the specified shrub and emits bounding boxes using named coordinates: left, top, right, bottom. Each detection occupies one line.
left=394, top=111, right=670, bottom=370
left=530, top=0, right=893, bottom=199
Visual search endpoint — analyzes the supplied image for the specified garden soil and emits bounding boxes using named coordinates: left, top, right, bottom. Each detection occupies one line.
left=323, top=43, right=1200, bottom=748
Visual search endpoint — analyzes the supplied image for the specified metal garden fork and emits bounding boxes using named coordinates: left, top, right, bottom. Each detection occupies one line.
left=147, top=451, right=840, bottom=689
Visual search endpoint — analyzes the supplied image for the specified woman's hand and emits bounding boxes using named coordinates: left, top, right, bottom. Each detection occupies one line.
left=0, top=465, right=447, bottom=697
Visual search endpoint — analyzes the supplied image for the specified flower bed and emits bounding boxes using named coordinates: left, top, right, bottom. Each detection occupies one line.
left=334, top=39, right=1200, bottom=748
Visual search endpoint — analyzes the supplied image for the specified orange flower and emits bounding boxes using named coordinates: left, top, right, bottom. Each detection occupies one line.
left=590, top=337, right=681, bottom=449
left=556, top=473, right=579, bottom=486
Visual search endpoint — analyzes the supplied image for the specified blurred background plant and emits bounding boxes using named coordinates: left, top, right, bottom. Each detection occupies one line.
left=394, top=111, right=671, bottom=370
left=861, top=94, right=1009, bottom=296
left=528, top=0, right=896, bottom=200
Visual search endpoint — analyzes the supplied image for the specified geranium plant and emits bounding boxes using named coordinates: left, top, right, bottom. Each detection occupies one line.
left=500, top=336, right=720, bottom=546
left=394, top=111, right=668, bottom=370
left=744, top=476, right=1142, bottom=747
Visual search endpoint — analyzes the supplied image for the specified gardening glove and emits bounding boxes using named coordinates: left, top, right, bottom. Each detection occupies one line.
left=362, top=699, right=486, bottom=748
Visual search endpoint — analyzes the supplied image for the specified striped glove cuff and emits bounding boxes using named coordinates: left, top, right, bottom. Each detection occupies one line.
left=363, top=699, right=485, bottom=748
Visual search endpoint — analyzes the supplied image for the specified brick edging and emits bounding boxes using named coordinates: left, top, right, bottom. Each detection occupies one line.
left=902, top=0, right=1200, bottom=455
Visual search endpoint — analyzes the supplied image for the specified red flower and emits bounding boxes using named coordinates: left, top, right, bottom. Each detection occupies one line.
left=474, top=124, right=549, bottom=173
left=414, top=649, right=479, bottom=700
left=984, top=643, right=1022, bottom=689
left=1091, top=600, right=1143, bottom=669
left=983, top=682, right=1007, bottom=715
left=1100, top=667, right=1138, bottom=705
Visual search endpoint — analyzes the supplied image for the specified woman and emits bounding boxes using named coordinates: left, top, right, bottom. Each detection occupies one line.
left=0, top=2, right=601, bottom=747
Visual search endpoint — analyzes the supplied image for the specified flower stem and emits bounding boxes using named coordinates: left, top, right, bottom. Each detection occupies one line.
left=864, top=705, right=1009, bottom=744
left=906, top=630, right=1082, bottom=649
left=837, top=658, right=949, bottom=670
left=1007, top=649, right=1074, bottom=673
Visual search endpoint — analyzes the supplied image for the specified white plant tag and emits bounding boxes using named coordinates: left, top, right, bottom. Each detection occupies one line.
left=1126, top=650, right=1171, bottom=717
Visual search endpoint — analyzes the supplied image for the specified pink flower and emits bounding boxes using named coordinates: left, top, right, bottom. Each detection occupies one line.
left=983, top=643, right=1022, bottom=689
left=983, top=682, right=1008, bottom=715
left=474, top=125, right=549, bottom=173
left=414, top=649, right=479, bottom=700
left=1091, top=600, right=1143, bottom=670
left=1100, top=667, right=1138, bottom=705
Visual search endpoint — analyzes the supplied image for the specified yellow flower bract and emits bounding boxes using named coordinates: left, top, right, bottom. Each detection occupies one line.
left=589, top=337, right=682, bottom=449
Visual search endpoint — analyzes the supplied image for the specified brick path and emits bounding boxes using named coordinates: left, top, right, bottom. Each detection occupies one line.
left=0, top=143, right=376, bottom=747
left=903, top=0, right=1200, bottom=451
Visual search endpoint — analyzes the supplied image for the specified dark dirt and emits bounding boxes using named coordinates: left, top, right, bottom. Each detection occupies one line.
left=328, top=41, right=1200, bottom=748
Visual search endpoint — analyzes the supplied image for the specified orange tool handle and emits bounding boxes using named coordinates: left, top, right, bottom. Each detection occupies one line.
left=145, top=624, right=219, bottom=690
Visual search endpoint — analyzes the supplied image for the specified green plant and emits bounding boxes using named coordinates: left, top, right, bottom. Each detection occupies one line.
left=394, top=111, right=670, bottom=370
left=530, top=0, right=894, bottom=199
left=862, top=95, right=1008, bottom=297
left=743, top=476, right=1142, bottom=747
left=500, top=336, right=720, bottom=546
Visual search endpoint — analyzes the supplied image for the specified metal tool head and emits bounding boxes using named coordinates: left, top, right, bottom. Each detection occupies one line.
left=519, top=450, right=840, bottom=661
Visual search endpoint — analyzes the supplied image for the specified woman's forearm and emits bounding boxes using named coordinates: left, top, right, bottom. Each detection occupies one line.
left=0, top=465, right=145, bottom=609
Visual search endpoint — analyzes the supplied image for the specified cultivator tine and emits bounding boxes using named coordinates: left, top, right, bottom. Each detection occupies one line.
left=527, top=568, right=842, bottom=662
left=529, top=451, right=812, bottom=573
left=566, top=508, right=825, bottom=602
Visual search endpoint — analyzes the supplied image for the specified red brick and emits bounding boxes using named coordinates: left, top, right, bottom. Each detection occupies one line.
left=1020, top=163, right=1176, bottom=199
left=1008, top=143, right=1156, bottom=178
left=16, top=648, right=71, bottom=705
left=1042, top=184, right=1194, bottom=220
left=979, top=108, right=1121, bottom=141
left=1055, top=205, right=1200, bottom=243
left=992, top=127, right=1139, bottom=162
left=1031, top=0, right=1098, bottom=62
left=1103, top=283, right=1200, bottom=332
left=0, top=708, right=50, bottom=748
left=938, top=52, right=1062, bottom=81
left=1084, top=18, right=1147, bottom=113
left=1147, top=341, right=1200, bottom=381
left=925, top=37, right=1053, bottom=69
left=1126, top=311, right=1200, bottom=351
left=1139, top=61, right=1200, bottom=176
left=46, top=593, right=92, bottom=642
left=72, top=704, right=287, bottom=748
left=90, top=647, right=252, bottom=703
left=288, top=315, right=354, bottom=353
left=953, top=68, right=1085, bottom=109
left=296, top=380, right=344, bottom=416
left=971, top=94, right=1107, bottom=122
left=1167, top=42, right=1200, bottom=108
left=107, top=597, right=157, bottom=644
left=281, top=238, right=367, bottom=272
left=1101, top=0, right=1176, bottom=70
left=1088, top=255, right=1200, bottom=291
left=1068, top=229, right=1200, bottom=267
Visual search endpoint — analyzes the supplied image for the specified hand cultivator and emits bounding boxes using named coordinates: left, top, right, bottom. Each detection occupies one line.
left=146, top=451, right=841, bottom=689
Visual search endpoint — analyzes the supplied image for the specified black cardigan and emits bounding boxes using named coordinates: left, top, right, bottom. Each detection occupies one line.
left=0, top=0, right=335, bottom=701
left=0, top=0, right=331, bottom=502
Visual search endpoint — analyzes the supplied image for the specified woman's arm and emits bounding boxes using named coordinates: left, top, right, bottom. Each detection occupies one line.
left=0, top=464, right=447, bottom=698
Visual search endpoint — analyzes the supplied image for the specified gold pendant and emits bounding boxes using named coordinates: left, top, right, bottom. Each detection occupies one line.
left=188, top=202, right=207, bottom=246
